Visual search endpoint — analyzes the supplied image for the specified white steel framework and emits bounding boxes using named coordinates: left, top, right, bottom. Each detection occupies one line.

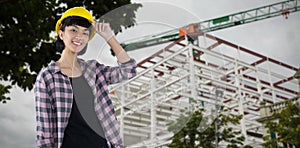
left=109, top=34, right=299, bottom=147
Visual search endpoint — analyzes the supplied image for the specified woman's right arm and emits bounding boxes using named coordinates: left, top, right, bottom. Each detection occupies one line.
left=34, top=75, right=55, bottom=148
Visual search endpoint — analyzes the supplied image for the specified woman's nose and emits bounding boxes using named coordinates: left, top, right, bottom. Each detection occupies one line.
left=75, top=32, right=87, bottom=40
left=75, top=35, right=81, bottom=40
left=75, top=33, right=83, bottom=39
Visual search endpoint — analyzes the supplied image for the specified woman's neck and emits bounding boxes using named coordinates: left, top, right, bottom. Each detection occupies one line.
left=57, top=49, right=78, bottom=68
left=56, top=49, right=82, bottom=77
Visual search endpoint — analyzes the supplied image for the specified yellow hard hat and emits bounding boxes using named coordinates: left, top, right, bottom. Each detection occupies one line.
left=55, top=7, right=96, bottom=40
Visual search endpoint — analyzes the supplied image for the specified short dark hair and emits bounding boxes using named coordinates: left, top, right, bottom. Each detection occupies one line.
left=55, top=16, right=92, bottom=55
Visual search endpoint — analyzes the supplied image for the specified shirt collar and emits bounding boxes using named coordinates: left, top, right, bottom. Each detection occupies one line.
left=47, top=58, right=87, bottom=74
left=78, top=58, right=87, bottom=70
left=48, top=60, right=60, bottom=74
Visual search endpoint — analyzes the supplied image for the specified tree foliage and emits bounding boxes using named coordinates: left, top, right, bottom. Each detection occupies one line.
left=168, top=107, right=252, bottom=148
left=262, top=100, right=300, bottom=148
left=0, top=0, right=142, bottom=103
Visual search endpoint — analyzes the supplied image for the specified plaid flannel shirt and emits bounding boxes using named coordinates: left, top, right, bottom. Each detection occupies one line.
left=34, top=58, right=136, bottom=148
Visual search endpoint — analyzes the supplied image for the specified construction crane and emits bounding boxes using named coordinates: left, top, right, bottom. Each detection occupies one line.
left=119, top=0, right=300, bottom=52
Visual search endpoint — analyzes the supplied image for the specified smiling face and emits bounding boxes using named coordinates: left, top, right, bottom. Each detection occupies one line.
left=56, top=16, right=93, bottom=54
left=59, top=25, right=90, bottom=53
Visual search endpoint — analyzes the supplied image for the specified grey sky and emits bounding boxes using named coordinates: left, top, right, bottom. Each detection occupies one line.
left=0, top=0, right=299, bottom=148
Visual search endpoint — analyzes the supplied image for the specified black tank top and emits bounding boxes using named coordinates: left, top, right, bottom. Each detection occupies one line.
left=62, top=75, right=108, bottom=148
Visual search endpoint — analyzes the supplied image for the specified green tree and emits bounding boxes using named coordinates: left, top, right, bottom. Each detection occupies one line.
left=168, top=107, right=252, bottom=148
left=0, top=0, right=142, bottom=103
left=262, top=100, right=300, bottom=148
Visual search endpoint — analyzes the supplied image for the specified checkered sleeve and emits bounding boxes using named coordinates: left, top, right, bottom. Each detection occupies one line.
left=96, top=59, right=137, bottom=85
left=34, top=74, right=55, bottom=148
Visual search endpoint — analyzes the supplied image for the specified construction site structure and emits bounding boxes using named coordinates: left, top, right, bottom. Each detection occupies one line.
left=258, top=68, right=300, bottom=123
left=109, top=34, right=298, bottom=147
left=108, top=0, right=300, bottom=147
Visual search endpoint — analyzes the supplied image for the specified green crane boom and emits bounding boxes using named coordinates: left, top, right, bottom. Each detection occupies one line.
left=121, top=0, right=300, bottom=52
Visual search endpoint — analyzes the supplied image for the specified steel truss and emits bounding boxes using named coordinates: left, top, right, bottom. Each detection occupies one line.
left=109, top=34, right=298, bottom=147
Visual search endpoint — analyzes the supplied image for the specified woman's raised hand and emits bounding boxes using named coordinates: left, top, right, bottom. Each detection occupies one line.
left=93, top=22, right=114, bottom=41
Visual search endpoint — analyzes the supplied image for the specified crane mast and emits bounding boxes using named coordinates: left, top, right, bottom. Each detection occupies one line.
left=120, top=0, right=300, bottom=52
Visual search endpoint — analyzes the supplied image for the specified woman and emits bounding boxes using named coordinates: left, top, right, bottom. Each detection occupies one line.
left=34, top=7, right=136, bottom=148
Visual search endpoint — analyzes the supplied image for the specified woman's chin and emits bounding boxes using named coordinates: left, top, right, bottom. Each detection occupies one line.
left=71, top=47, right=84, bottom=53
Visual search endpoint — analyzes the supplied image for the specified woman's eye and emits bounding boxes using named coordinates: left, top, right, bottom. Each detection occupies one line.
left=83, top=32, right=89, bottom=36
left=70, top=29, right=77, bottom=33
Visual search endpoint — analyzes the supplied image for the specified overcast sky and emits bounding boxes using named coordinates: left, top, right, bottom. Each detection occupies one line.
left=1, top=0, right=299, bottom=148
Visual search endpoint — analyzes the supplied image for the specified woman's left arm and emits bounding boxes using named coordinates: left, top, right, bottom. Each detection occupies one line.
left=104, top=58, right=137, bottom=84
left=107, top=36, right=131, bottom=63
left=94, top=22, right=131, bottom=63
left=94, top=22, right=137, bottom=84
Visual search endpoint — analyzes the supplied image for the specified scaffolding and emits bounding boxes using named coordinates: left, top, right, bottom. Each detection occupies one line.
left=109, top=34, right=299, bottom=147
